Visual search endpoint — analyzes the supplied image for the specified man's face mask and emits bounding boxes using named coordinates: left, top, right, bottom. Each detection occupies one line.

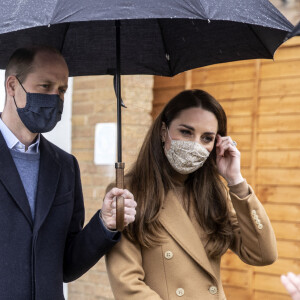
left=13, top=77, right=64, bottom=133
left=164, top=128, right=210, bottom=175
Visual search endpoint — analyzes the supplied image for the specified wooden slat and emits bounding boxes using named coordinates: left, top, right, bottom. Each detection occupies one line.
left=227, top=116, right=252, bottom=133
left=192, top=64, right=255, bottom=84
left=221, top=251, right=249, bottom=270
left=257, top=150, right=300, bottom=168
left=280, top=38, right=300, bottom=48
left=263, top=203, right=300, bottom=222
left=254, top=258, right=300, bottom=276
left=256, top=185, right=300, bottom=204
left=240, top=168, right=251, bottom=183
left=250, top=60, right=261, bottom=189
left=228, top=133, right=252, bottom=150
left=221, top=269, right=250, bottom=288
left=259, top=96, right=300, bottom=115
left=277, top=240, right=300, bottom=259
left=153, top=73, right=185, bottom=88
left=272, top=222, right=300, bottom=241
left=241, top=151, right=251, bottom=167
left=254, top=273, right=287, bottom=294
left=153, top=87, right=184, bottom=105
left=257, top=133, right=300, bottom=150
left=219, top=99, right=253, bottom=116
left=260, top=77, right=300, bottom=97
left=261, top=60, right=300, bottom=79
left=197, top=59, right=255, bottom=70
left=152, top=104, right=165, bottom=119
left=257, top=169, right=300, bottom=186
left=258, top=114, right=300, bottom=132
left=194, top=81, right=255, bottom=100
left=254, top=291, right=291, bottom=300
left=223, top=287, right=251, bottom=300
left=274, top=39, right=300, bottom=61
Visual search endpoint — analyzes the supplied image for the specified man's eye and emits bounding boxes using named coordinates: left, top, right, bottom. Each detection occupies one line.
left=41, top=84, right=50, bottom=88
left=59, top=89, right=66, bottom=94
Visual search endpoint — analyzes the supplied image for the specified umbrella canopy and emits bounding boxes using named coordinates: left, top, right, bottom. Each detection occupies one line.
left=287, top=21, right=300, bottom=38
left=0, top=0, right=293, bottom=77
left=0, top=0, right=293, bottom=230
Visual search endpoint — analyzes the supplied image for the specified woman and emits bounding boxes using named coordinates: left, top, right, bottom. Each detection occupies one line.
left=105, top=89, right=277, bottom=299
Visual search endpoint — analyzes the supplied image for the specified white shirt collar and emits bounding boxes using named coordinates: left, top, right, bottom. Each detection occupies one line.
left=0, top=115, right=40, bottom=154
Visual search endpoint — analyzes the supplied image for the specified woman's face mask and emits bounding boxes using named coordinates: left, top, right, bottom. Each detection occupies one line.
left=164, top=129, right=210, bottom=174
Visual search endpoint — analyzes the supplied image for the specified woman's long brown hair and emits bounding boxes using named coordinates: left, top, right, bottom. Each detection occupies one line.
left=124, top=89, right=234, bottom=258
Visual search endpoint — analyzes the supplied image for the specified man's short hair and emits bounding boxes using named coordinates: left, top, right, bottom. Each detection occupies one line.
left=5, top=46, right=62, bottom=84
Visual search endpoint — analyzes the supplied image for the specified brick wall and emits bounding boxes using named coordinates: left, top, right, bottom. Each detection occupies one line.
left=68, top=75, right=153, bottom=300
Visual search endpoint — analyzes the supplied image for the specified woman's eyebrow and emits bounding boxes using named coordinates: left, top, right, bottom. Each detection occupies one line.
left=178, top=124, right=194, bottom=131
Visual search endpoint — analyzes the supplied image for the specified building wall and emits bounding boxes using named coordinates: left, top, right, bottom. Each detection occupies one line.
left=152, top=37, right=300, bottom=300
left=68, top=75, right=153, bottom=300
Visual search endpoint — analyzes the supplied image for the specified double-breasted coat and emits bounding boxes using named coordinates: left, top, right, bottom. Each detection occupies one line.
left=106, top=182, right=277, bottom=300
left=0, top=132, right=120, bottom=300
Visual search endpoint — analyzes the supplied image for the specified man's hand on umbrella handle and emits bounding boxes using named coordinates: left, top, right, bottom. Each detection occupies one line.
left=281, top=273, right=300, bottom=300
left=101, top=188, right=137, bottom=231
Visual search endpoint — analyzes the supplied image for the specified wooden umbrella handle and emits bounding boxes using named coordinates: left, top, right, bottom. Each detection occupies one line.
left=115, top=162, right=125, bottom=231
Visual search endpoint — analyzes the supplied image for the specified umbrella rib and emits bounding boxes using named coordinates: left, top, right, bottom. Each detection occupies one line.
left=157, top=19, right=174, bottom=76
left=248, top=24, right=274, bottom=58
left=59, top=23, right=70, bottom=53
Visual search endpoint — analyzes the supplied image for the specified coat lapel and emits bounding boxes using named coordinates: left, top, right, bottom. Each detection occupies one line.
left=33, top=135, right=61, bottom=233
left=160, top=190, right=217, bottom=281
left=0, top=131, right=33, bottom=227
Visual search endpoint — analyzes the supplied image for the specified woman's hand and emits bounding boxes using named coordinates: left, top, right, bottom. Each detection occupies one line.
left=215, top=134, right=243, bottom=185
left=281, top=273, right=300, bottom=300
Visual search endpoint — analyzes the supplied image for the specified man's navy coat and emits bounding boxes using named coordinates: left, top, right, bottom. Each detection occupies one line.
left=0, top=132, right=120, bottom=300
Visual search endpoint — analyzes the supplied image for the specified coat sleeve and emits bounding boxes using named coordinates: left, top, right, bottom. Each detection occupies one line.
left=229, top=180, right=278, bottom=266
left=63, top=156, right=120, bottom=282
left=106, top=234, right=164, bottom=300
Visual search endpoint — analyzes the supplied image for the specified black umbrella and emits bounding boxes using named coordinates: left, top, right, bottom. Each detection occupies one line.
left=0, top=0, right=293, bottom=230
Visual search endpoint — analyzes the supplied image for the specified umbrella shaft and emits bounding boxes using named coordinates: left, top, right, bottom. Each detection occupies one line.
left=116, top=20, right=122, bottom=163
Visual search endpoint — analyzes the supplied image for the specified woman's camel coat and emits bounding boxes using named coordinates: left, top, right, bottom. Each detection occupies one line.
left=106, top=181, right=277, bottom=300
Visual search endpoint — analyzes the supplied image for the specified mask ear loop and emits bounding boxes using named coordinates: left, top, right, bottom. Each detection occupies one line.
left=166, top=127, right=173, bottom=142
left=15, top=76, right=28, bottom=93
left=13, top=76, right=28, bottom=109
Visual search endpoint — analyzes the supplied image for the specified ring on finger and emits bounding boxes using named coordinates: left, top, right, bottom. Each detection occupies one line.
left=231, top=140, right=237, bottom=147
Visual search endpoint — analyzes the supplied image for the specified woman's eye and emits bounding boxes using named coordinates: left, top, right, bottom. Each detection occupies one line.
left=180, top=129, right=192, bottom=136
left=202, top=136, right=213, bottom=143
left=41, top=84, right=50, bottom=89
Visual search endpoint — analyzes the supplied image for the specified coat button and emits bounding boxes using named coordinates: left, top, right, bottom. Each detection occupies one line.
left=209, top=286, right=218, bottom=295
left=255, top=219, right=261, bottom=225
left=258, top=224, right=263, bottom=230
left=251, top=210, right=257, bottom=217
left=176, top=288, right=184, bottom=296
left=165, top=250, right=173, bottom=259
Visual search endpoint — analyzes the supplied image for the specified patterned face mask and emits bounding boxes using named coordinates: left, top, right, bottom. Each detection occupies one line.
left=164, top=129, right=210, bottom=174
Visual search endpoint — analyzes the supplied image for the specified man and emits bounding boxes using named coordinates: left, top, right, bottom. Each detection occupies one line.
left=0, top=46, right=137, bottom=300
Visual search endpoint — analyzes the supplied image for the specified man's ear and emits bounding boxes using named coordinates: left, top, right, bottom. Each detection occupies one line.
left=160, top=122, right=167, bottom=143
left=6, top=76, right=17, bottom=97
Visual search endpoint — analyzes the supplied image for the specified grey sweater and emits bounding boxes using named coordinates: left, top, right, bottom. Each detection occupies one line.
left=10, top=149, right=40, bottom=219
